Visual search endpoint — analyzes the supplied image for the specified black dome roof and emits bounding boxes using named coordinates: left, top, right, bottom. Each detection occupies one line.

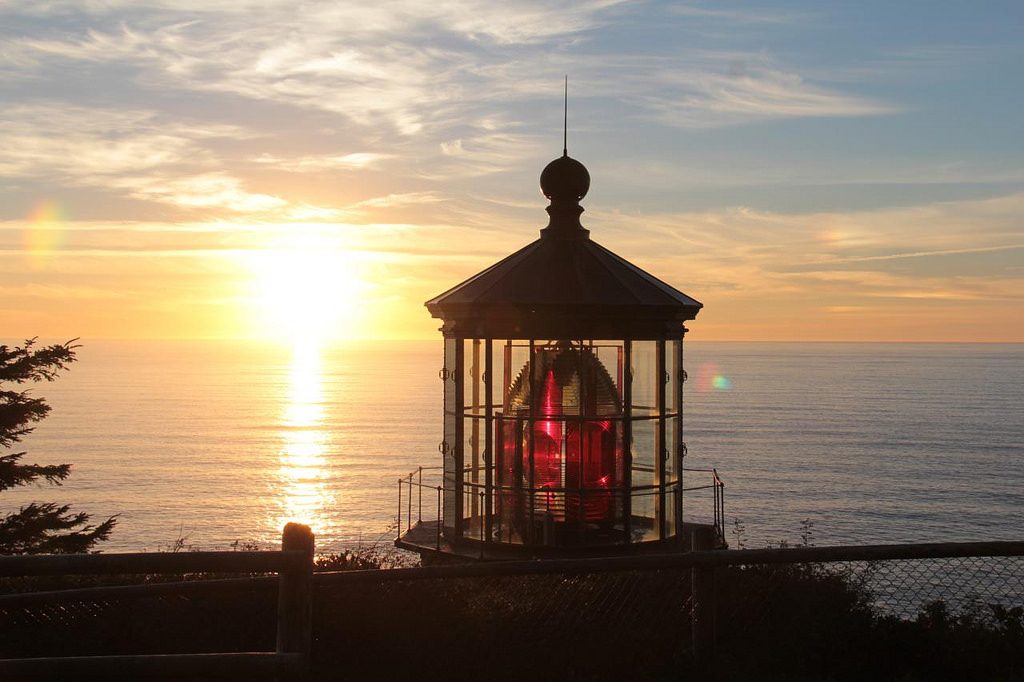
left=540, top=155, right=590, bottom=201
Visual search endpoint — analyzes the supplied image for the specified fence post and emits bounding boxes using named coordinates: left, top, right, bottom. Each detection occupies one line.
left=277, top=523, right=314, bottom=673
left=691, top=525, right=717, bottom=666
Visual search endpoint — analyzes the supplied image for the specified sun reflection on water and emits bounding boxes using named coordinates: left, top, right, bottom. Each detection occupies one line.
left=275, top=340, right=336, bottom=535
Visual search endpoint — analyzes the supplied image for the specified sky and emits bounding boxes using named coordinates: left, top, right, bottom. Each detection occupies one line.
left=1, top=0, right=1022, bottom=342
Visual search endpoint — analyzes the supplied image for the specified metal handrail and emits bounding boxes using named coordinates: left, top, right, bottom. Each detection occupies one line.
left=409, top=475, right=711, bottom=497
left=460, top=412, right=681, bottom=421
left=402, top=471, right=697, bottom=496
left=397, top=464, right=726, bottom=546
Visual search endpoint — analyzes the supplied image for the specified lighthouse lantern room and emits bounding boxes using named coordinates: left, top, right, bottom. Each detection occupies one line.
left=397, top=151, right=725, bottom=561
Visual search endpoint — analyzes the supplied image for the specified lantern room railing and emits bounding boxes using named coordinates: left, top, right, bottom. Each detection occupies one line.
left=396, top=465, right=724, bottom=551
left=396, top=466, right=444, bottom=550
left=682, top=467, right=726, bottom=542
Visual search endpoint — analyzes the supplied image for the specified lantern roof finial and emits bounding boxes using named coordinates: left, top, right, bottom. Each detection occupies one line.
left=563, top=74, right=568, bottom=158
left=541, top=76, right=588, bottom=203
left=540, top=77, right=591, bottom=237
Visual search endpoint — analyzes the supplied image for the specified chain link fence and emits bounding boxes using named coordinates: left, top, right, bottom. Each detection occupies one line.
left=0, top=577, right=277, bottom=659
left=710, top=554, right=1024, bottom=680
left=2, top=543, right=1023, bottom=679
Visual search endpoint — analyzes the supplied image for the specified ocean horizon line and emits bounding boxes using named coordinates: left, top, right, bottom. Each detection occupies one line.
left=5, top=337, right=1023, bottom=346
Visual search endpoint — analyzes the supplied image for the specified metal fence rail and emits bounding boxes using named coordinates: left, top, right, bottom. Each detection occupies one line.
left=2, top=539, right=1022, bottom=679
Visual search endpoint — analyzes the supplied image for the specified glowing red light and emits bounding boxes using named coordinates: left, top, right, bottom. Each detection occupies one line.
left=498, top=345, right=622, bottom=538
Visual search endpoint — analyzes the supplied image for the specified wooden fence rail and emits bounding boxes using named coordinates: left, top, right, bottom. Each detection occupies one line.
left=0, top=522, right=313, bottom=680
left=3, top=534, right=1022, bottom=677
left=0, top=574, right=277, bottom=608
left=0, top=550, right=301, bottom=577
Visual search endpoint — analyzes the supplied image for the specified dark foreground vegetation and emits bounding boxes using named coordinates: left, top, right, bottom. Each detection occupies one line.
left=1, top=338, right=115, bottom=554
left=2, top=544, right=1022, bottom=681
left=714, top=562, right=1024, bottom=681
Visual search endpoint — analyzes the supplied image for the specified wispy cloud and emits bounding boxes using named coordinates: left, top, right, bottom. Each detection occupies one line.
left=253, top=153, right=392, bottom=173
left=813, top=243, right=1024, bottom=265
left=4, top=1, right=628, bottom=42
left=642, top=59, right=897, bottom=128
left=1, top=1, right=894, bottom=141
left=430, top=127, right=545, bottom=179
left=0, top=105, right=212, bottom=177
left=113, top=173, right=287, bottom=212
left=0, top=103, right=298, bottom=215
left=1, top=1, right=627, bottom=137
left=350, top=192, right=444, bottom=210
left=595, top=192, right=1024, bottom=315
left=667, top=4, right=808, bottom=25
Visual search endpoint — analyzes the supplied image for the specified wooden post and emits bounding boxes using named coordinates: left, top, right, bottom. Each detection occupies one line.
left=690, top=525, right=716, bottom=665
left=277, top=523, right=314, bottom=672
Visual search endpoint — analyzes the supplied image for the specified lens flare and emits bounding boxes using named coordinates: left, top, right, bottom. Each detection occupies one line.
left=711, top=375, right=733, bottom=390
left=24, top=199, right=64, bottom=268
left=695, top=362, right=733, bottom=392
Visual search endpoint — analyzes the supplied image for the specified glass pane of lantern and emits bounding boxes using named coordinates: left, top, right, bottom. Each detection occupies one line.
left=583, top=340, right=627, bottom=539
left=443, top=337, right=459, bottom=533
left=483, top=338, right=494, bottom=539
left=631, top=340, right=658, bottom=417
left=631, top=340, right=665, bottom=541
left=530, top=343, right=570, bottom=536
left=464, top=333, right=495, bottom=536
left=593, top=340, right=624, bottom=412
left=463, top=481, right=485, bottom=541
left=530, top=341, right=582, bottom=417
left=495, top=340, right=529, bottom=544
left=496, top=339, right=626, bottom=545
left=630, top=340, right=658, bottom=488
left=491, top=339, right=510, bottom=408
left=672, top=339, right=685, bottom=538
left=463, top=338, right=484, bottom=416
left=664, top=340, right=681, bottom=537
left=574, top=416, right=623, bottom=531
left=665, top=340, right=678, bottom=418
left=666, top=415, right=680, bottom=483
left=664, top=485, right=677, bottom=538
left=462, top=339, right=484, bottom=536
left=584, top=340, right=626, bottom=541
left=631, top=416, right=659, bottom=541
left=461, top=400, right=478, bottom=527
left=504, top=341, right=530, bottom=408
left=667, top=413, right=681, bottom=539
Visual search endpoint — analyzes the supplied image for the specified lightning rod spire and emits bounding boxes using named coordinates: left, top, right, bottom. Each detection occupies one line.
left=563, top=75, right=568, bottom=157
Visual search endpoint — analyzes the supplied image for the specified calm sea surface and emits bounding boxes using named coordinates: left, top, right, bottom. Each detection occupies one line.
left=3, top=341, right=1022, bottom=553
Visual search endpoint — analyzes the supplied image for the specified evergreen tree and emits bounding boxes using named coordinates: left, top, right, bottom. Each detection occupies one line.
left=0, top=338, right=115, bottom=554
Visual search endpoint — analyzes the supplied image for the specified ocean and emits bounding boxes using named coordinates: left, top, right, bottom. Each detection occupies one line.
left=3, top=340, right=1022, bottom=553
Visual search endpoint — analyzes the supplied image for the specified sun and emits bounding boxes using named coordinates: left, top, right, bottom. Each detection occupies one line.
left=246, top=246, right=364, bottom=343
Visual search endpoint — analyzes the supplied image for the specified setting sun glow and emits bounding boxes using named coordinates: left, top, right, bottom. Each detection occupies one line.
left=246, top=246, right=365, bottom=343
